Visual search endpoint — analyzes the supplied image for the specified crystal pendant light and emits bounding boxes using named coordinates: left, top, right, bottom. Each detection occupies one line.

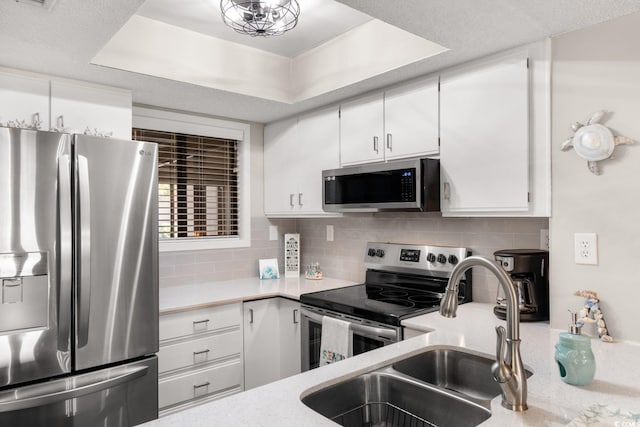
left=220, top=0, right=300, bottom=37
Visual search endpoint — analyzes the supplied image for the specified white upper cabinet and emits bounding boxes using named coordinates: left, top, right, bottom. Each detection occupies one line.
left=0, top=70, right=50, bottom=130
left=263, top=106, right=341, bottom=217
left=339, top=78, right=439, bottom=166
left=50, top=80, right=132, bottom=139
left=339, top=92, right=385, bottom=165
left=264, top=116, right=298, bottom=215
left=439, top=41, right=550, bottom=217
left=0, top=67, right=132, bottom=139
left=384, top=77, right=439, bottom=161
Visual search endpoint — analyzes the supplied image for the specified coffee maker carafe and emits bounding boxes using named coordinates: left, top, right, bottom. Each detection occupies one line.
left=494, top=249, right=549, bottom=322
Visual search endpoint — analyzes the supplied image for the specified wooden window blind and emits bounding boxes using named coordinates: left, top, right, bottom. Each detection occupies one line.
left=132, top=128, right=239, bottom=240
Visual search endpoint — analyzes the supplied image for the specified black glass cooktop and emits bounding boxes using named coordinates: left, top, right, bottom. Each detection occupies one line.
left=300, top=283, right=445, bottom=326
left=300, top=267, right=472, bottom=326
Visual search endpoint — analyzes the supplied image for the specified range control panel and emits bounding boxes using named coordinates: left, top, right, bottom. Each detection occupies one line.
left=364, top=242, right=470, bottom=278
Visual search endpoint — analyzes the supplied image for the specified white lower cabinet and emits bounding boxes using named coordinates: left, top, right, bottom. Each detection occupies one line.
left=158, top=303, right=244, bottom=415
left=243, top=297, right=301, bottom=390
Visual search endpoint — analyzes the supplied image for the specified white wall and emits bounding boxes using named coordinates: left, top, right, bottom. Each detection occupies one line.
left=550, top=12, right=640, bottom=342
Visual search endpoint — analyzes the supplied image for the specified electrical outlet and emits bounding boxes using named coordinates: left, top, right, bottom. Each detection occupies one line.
left=326, top=225, right=334, bottom=242
left=540, top=229, right=549, bottom=250
left=574, top=233, right=598, bottom=265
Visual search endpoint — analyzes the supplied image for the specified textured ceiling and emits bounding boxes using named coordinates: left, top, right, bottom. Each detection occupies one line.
left=136, top=0, right=372, bottom=58
left=1, top=0, right=640, bottom=124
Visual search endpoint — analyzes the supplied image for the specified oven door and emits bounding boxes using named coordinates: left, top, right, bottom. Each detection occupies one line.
left=300, top=306, right=401, bottom=372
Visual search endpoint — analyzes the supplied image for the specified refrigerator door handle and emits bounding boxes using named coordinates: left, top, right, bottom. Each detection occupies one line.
left=0, top=366, right=148, bottom=413
left=57, top=154, right=72, bottom=351
left=77, top=155, right=92, bottom=348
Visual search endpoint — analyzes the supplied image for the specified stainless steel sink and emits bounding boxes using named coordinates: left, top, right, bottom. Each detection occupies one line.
left=302, top=346, right=536, bottom=427
left=302, top=371, right=491, bottom=427
left=392, top=347, right=533, bottom=402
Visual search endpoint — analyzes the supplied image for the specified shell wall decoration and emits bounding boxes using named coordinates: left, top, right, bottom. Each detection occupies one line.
left=561, top=110, right=634, bottom=174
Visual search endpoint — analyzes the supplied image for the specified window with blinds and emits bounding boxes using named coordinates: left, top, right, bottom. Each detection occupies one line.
left=132, top=128, right=239, bottom=240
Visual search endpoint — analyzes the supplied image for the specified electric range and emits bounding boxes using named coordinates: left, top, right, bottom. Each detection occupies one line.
left=300, top=242, right=472, bottom=371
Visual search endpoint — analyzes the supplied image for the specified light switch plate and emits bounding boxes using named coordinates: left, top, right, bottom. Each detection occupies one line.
left=269, top=225, right=278, bottom=241
left=326, top=225, right=334, bottom=242
left=574, top=233, right=598, bottom=265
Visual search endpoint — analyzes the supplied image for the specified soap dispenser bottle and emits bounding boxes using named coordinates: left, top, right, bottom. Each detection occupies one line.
left=554, top=312, right=596, bottom=385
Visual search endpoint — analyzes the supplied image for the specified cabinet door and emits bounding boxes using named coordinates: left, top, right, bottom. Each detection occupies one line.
left=50, top=80, right=132, bottom=139
left=340, top=93, right=384, bottom=166
left=440, top=54, right=529, bottom=214
left=384, top=78, right=439, bottom=161
left=264, top=117, right=298, bottom=215
left=0, top=70, right=50, bottom=130
left=278, top=299, right=301, bottom=379
left=243, top=299, right=282, bottom=390
left=295, top=106, right=340, bottom=215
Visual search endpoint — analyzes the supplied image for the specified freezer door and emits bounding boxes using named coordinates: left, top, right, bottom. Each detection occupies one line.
left=0, top=128, right=73, bottom=386
left=74, top=135, right=158, bottom=370
left=0, top=355, right=158, bottom=426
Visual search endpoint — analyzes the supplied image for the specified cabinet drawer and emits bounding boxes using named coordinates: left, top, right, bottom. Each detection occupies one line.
left=160, top=303, right=241, bottom=341
left=159, top=359, right=242, bottom=409
left=159, top=329, right=242, bottom=373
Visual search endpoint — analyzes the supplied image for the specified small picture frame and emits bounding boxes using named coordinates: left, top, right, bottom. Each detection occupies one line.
left=259, top=258, right=280, bottom=280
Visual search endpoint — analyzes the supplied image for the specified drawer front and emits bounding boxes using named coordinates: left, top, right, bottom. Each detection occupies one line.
left=159, top=329, right=242, bottom=373
left=160, top=303, right=241, bottom=341
left=159, top=359, right=242, bottom=409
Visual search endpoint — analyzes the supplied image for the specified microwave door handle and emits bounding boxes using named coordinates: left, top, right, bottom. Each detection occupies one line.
left=77, top=155, right=91, bottom=348
left=0, top=366, right=148, bottom=413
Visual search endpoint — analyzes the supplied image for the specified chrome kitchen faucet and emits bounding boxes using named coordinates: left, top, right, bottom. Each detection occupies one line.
left=440, top=256, right=528, bottom=411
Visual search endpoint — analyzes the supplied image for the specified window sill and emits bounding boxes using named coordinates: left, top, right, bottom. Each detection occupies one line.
left=159, top=234, right=251, bottom=252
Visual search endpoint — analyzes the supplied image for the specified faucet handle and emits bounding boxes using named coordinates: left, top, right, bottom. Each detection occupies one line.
left=492, top=325, right=512, bottom=383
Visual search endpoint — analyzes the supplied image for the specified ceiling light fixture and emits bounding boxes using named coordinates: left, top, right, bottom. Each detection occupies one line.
left=220, top=0, right=300, bottom=37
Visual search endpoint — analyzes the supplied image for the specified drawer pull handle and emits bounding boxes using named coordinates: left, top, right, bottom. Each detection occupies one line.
left=293, top=309, right=299, bottom=324
left=192, top=319, right=210, bottom=331
left=193, top=382, right=210, bottom=396
left=249, top=308, right=254, bottom=324
left=193, top=349, right=210, bottom=359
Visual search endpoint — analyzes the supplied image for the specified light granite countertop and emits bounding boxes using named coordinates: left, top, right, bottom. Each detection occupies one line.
left=148, top=302, right=640, bottom=426
left=159, top=275, right=358, bottom=314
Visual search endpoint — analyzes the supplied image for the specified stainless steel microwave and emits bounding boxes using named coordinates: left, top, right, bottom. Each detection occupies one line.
left=322, top=158, right=440, bottom=212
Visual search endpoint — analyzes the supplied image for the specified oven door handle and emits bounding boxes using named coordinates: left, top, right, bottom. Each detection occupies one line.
left=301, top=309, right=398, bottom=340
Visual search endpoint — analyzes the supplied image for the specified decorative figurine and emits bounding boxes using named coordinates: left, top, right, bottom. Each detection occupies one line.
left=575, top=290, right=613, bottom=342
left=561, top=110, right=634, bottom=175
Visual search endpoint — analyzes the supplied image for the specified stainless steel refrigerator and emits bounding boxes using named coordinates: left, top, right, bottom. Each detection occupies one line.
left=0, top=127, right=159, bottom=426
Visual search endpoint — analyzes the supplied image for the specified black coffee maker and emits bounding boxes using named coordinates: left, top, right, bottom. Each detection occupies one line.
left=493, top=249, right=549, bottom=322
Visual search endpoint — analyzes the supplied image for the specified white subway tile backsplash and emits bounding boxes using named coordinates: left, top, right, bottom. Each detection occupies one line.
left=158, top=212, right=548, bottom=304
left=298, top=214, right=549, bottom=303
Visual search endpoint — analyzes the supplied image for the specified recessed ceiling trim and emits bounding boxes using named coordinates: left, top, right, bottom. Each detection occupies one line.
left=92, top=15, right=447, bottom=104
